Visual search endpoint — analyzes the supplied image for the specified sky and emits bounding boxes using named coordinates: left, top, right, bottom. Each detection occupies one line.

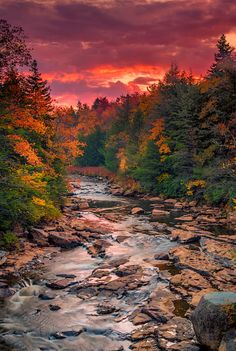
left=1, top=0, right=236, bottom=106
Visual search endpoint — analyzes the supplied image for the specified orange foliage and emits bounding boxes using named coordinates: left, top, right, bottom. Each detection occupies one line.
left=149, top=118, right=170, bottom=154
left=8, top=134, right=42, bottom=166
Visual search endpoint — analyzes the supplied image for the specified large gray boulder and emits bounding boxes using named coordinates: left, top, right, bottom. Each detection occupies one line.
left=191, top=292, right=236, bottom=350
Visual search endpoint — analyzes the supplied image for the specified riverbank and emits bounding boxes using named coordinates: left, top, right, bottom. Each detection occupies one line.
left=0, top=175, right=235, bottom=350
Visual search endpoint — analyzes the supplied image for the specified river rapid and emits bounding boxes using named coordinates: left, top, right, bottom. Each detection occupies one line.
left=0, top=176, right=223, bottom=351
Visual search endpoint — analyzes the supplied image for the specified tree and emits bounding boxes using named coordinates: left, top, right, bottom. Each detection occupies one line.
left=209, top=34, right=234, bottom=76
left=0, top=19, right=31, bottom=79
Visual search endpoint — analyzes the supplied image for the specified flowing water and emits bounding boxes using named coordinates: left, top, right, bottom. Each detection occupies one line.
left=0, top=177, right=184, bottom=351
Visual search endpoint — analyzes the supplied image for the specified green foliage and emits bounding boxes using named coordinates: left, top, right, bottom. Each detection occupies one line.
left=77, top=127, right=105, bottom=167
left=0, top=231, right=18, bottom=250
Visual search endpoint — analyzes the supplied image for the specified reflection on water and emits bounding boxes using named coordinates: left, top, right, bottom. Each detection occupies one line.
left=0, top=177, right=178, bottom=351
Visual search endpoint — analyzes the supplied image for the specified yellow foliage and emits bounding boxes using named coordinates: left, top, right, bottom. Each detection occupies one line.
left=117, top=148, right=128, bottom=172
left=32, top=196, right=46, bottom=206
left=186, top=179, right=206, bottom=196
left=157, top=173, right=170, bottom=183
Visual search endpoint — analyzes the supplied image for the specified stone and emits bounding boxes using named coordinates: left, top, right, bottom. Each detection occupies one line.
left=200, top=238, right=235, bottom=261
left=158, top=317, right=194, bottom=341
left=175, top=215, right=194, bottom=222
left=218, top=329, right=236, bottom=351
left=49, top=304, right=61, bottom=311
left=38, top=293, right=55, bottom=300
left=0, top=287, right=15, bottom=298
left=152, top=209, right=169, bottom=217
left=48, top=232, right=81, bottom=249
left=46, top=278, right=77, bottom=289
left=170, top=269, right=211, bottom=294
left=56, top=273, right=77, bottom=279
left=131, top=207, right=145, bottom=215
left=97, top=303, right=117, bottom=315
left=131, top=324, right=159, bottom=341
left=29, top=228, right=49, bottom=246
left=170, top=246, right=221, bottom=276
left=170, top=229, right=200, bottom=243
left=0, top=250, right=8, bottom=265
left=164, top=199, right=177, bottom=204
left=130, top=338, right=160, bottom=350
left=154, top=252, right=169, bottom=260
left=191, top=292, right=236, bottom=350
left=79, top=202, right=89, bottom=210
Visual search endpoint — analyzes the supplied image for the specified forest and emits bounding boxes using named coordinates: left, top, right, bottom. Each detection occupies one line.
left=76, top=34, right=236, bottom=208
left=0, top=19, right=236, bottom=247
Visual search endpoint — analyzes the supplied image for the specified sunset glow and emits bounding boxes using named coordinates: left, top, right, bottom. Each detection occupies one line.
left=1, top=0, right=236, bottom=105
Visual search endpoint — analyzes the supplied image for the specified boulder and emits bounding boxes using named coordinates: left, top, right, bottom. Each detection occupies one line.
left=48, top=232, right=81, bottom=249
left=170, top=229, right=200, bottom=243
left=191, top=292, right=236, bottom=350
left=46, top=278, right=77, bottom=289
left=218, top=329, right=236, bottom=351
left=131, top=207, right=145, bottom=215
left=29, top=227, right=49, bottom=246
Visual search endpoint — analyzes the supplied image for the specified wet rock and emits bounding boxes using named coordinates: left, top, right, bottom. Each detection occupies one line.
left=78, top=201, right=89, bottom=210
left=56, top=273, right=76, bottom=278
left=164, top=199, right=177, bottom=204
left=77, top=286, right=98, bottom=299
left=175, top=215, right=194, bottom=222
left=106, top=257, right=130, bottom=268
left=116, top=235, right=128, bottom=243
left=97, top=303, right=117, bottom=315
left=0, top=287, right=15, bottom=298
left=174, top=202, right=184, bottom=209
left=111, top=188, right=124, bottom=196
left=158, top=316, right=194, bottom=341
left=0, top=281, right=8, bottom=288
left=130, top=338, right=160, bottom=350
left=115, top=265, right=140, bottom=277
left=131, top=323, right=159, bottom=341
left=152, top=209, right=169, bottom=217
left=170, top=269, right=211, bottom=295
left=29, top=228, right=49, bottom=246
left=49, top=304, right=61, bottom=311
left=159, top=340, right=200, bottom=351
left=0, top=250, right=8, bottom=266
left=130, top=310, right=153, bottom=325
left=49, top=330, right=82, bottom=339
left=212, top=268, right=236, bottom=291
left=191, top=292, right=236, bottom=350
left=46, top=278, right=77, bottom=289
left=48, top=232, right=81, bottom=249
left=196, top=215, right=217, bottom=224
left=170, top=246, right=221, bottom=276
left=38, top=293, right=55, bottom=300
left=218, top=329, right=236, bottom=351
left=200, top=238, right=235, bottom=261
left=170, top=229, right=200, bottom=243
left=124, top=189, right=136, bottom=196
left=154, top=252, right=169, bottom=260
left=131, top=207, right=145, bottom=215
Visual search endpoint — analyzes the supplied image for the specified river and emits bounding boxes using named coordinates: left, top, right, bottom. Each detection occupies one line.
left=0, top=176, right=222, bottom=351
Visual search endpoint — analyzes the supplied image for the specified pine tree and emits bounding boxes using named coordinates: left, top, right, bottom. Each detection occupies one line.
left=209, top=34, right=234, bottom=76
left=26, top=59, right=52, bottom=117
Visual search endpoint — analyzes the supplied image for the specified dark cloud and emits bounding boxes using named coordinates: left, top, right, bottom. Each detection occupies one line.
left=0, top=0, right=236, bottom=104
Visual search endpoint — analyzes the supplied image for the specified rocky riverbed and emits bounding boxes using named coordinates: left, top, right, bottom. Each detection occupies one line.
left=0, top=176, right=235, bottom=351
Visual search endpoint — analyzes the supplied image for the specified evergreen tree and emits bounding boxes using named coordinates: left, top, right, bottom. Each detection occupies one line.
left=26, top=59, right=52, bottom=117
left=209, top=34, right=234, bottom=76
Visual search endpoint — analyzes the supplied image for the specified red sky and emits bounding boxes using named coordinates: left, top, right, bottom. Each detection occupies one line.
left=1, top=0, right=236, bottom=106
